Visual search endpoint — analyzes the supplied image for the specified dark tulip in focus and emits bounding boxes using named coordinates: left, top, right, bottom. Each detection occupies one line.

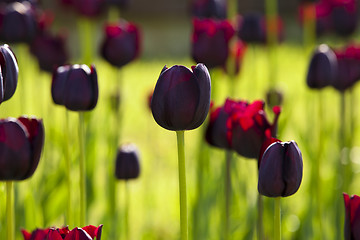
left=30, top=31, right=68, bottom=73
left=101, top=20, right=140, bottom=68
left=22, top=225, right=103, bottom=240
left=0, top=2, right=37, bottom=43
left=191, top=0, right=227, bottom=19
left=0, top=44, right=18, bottom=104
left=306, top=44, right=337, bottom=89
left=258, top=141, right=303, bottom=197
left=191, top=18, right=235, bottom=69
left=228, top=100, right=281, bottom=159
left=343, top=193, right=360, bottom=240
left=151, top=64, right=211, bottom=131
left=0, top=116, right=44, bottom=181
left=115, top=143, right=140, bottom=180
left=52, top=64, right=98, bottom=111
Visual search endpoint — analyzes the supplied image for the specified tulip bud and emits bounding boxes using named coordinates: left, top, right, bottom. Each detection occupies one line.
left=52, top=64, right=98, bottom=111
left=191, top=0, right=227, bottom=19
left=0, top=116, right=44, bottom=181
left=306, top=44, right=337, bottom=89
left=343, top=193, right=360, bottom=240
left=266, top=88, right=284, bottom=108
left=30, top=31, right=68, bottom=73
left=101, top=21, right=141, bottom=68
left=151, top=64, right=211, bottom=131
left=0, top=44, right=18, bottom=104
left=237, top=13, right=265, bottom=43
left=258, top=141, right=303, bottom=197
left=191, top=18, right=235, bottom=69
left=115, top=143, right=140, bottom=180
left=0, top=2, right=38, bottom=43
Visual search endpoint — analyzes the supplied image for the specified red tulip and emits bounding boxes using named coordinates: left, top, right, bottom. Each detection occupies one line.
left=344, top=193, right=360, bottom=240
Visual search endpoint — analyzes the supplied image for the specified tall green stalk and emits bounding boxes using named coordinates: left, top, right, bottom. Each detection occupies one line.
left=265, top=0, right=278, bottom=86
left=6, top=181, right=14, bottom=240
left=176, top=131, right=188, bottom=240
left=77, top=18, right=93, bottom=65
left=65, top=110, right=72, bottom=226
left=124, top=181, right=130, bottom=240
left=79, top=112, right=86, bottom=226
left=274, top=197, right=281, bottom=240
left=303, top=3, right=316, bottom=53
left=257, top=194, right=263, bottom=240
left=224, top=150, right=232, bottom=240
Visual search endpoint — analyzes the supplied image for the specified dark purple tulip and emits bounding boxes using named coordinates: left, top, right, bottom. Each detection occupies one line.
left=332, top=45, right=360, bottom=91
left=0, top=2, right=37, bottom=43
left=228, top=101, right=281, bottom=159
left=258, top=141, right=303, bottom=197
left=205, top=99, right=238, bottom=149
left=191, top=0, right=227, bottom=19
left=73, top=0, right=105, bottom=17
left=330, top=0, right=357, bottom=37
left=101, top=20, right=140, bottom=68
left=0, top=116, right=44, bottom=181
left=237, top=13, right=265, bottom=43
left=115, top=143, right=140, bottom=180
left=191, top=18, right=235, bottom=69
left=0, top=44, right=18, bottom=104
left=344, top=193, right=360, bottom=240
left=151, top=64, right=211, bottom=131
left=30, top=31, right=68, bottom=73
left=306, top=44, right=337, bottom=89
left=52, top=64, right=98, bottom=111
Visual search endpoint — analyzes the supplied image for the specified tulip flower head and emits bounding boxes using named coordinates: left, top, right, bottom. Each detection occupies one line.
left=191, top=18, right=235, bottom=69
left=52, top=64, right=98, bottom=111
left=228, top=100, right=281, bottom=159
left=0, top=44, right=18, bottom=104
left=258, top=141, right=303, bottom=197
left=101, top=20, right=141, bottom=68
left=30, top=31, right=68, bottom=73
left=0, top=116, right=44, bottom=181
left=0, top=2, right=38, bottom=43
left=115, top=143, right=140, bottom=180
left=191, top=0, right=227, bottom=19
left=343, top=193, right=360, bottom=240
left=307, top=44, right=337, bottom=89
left=151, top=64, right=211, bottom=131
left=22, top=225, right=103, bottom=240
left=332, top=44, right=360, bottom=91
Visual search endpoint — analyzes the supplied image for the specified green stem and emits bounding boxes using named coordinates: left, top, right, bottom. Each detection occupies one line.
left=6, top=181, right=14, bottom=240
left=257, top=194, right=263, bottom=240
left=303, top=3, right=316, bottom=54
left=224, top=150, right=232, bottom=240
left=124, top=181, right=130, bottom=240
left=108, top=7, right=120, bottom=22
left=65, top=110, right=72, bottom=226
left=77, top=18, right=93, bottom=65
left=274, top=197, right=281, bottom=240
left=176, top=131, right=188, bottom=240
left=315, top=92, right=323, bottom=236
left=79, top=112, right=86, bottom=226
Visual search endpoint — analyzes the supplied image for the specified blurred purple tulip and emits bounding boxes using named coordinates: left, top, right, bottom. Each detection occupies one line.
left=0, top=44, right=18, bottom=104
left=0, top=1, right=38, bottom=43
left=344, top=193, right=360, bottom=240
left=115, top=143, right=140, bottom=180
left=30, top=31, right=68, bottom=73
left=52, top=64, right=98, bottom=111
left=101, top=20, right=140, bottom=68
left=258, top=141, right=303, bottom=197
left=306, top=44, right=337, bottom=89
left=73, top=0, right=105, bottom=17
left=191, top=18, right=234, bottom=69
left=191, top=0, right=227, bottom=19
left=0, top=116, right=44, bottom=181
left=151, top=64, right=211, bottom=131
left=228, top=100, right=281, bottom=159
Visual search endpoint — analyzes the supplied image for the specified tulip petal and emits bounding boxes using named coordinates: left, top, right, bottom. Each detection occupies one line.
left=52, top=65, right=71, bottom=106
left=64, top=228, right=92, bottom=240
left=18, top=117, right=44, bottom=180
left=282, top=141, right=303, bottom=197
left=0, top=44, right=18, bottom=101
left=46, top=228, right=63, bottom=240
